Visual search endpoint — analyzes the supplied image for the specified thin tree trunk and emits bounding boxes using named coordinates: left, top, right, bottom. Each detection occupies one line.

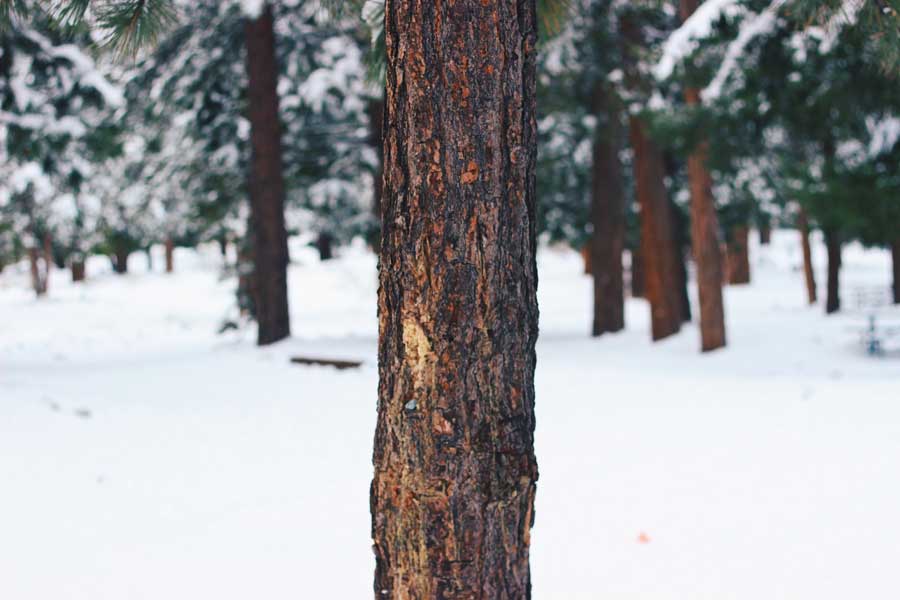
left=759, top=224, right=771, bottom=245
left=165, top=238, right=174, bottom=273
left=372, top=2, right=539, bottom=597
left=29, top=246, right=48, bottom=296
left=315, top=231, right=333, bottom=261
left=798, top=207, right=817, bottom=304
left=590, top=83, right=625, bottom=336
left=726, top=225, right=751, bottom=285
left=825, top=228, right=841, bottom=314
left=685, top=138, right=727, bottom=347
left=367, top=97, right=385, bottom=254
left=630, top=245, right=645, bottom=298
left=630, top=116, right=682, bottom=340
left=892, top=238, right=900, bottom=304
left=71, top=259, right=85, bottom=282
left=245, top=3, right=290, bottom=345
left=113, top=244, right=128, bottom=274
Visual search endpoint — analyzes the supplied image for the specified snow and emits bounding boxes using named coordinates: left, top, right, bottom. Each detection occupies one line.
left=654, top=0, right=745, bottom=80
left=2, top=232, right=899, bottom=599
left=240, top=0, right=266, bottom=19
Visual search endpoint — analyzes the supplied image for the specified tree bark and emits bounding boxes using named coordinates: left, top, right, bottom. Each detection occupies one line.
left=759, top=224, right=771, bottom=245
left=245, top=3, right=291, bottom=346
left=368, top=97, right=385, bottom=254
left=315, top=231, right=334, bottom=261
left=630, top=246, right=645, bottom=298
left=892, top=238, right=900, bottom=304
left=590, top=83, right=625, bottom=336
left=725, top=225, right=750, bottom=285
left=798, top=207, right=817, bottom=304
left=371, top=2, right=539, bottom=598
left=71, top=259, right=85, bottom=282
left=113, top=244, right=129, bottom=274
left=165, top=237, right=174, bottom=273
left=825, top=228, right=841, bottom=314
left=629, top=116, right=682, bottom=340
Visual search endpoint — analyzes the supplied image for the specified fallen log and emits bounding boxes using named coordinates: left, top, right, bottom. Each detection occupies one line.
left=290, top=356, right=364, bottom=370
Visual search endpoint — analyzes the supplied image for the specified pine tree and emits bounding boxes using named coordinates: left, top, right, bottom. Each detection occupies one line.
left=371, top=1, right=539, bottom=595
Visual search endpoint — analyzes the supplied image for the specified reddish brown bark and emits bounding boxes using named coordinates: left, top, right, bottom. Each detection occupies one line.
left=630, top=116, right=682, bottom=340
left=798, top=208, right=817, bottom=304
left=165, top=238, right=174, bottom=273
left=892, top=238, right=900, bottom=304
left=71, top=259, right=85, bottom=282
left=368, top=97, right=385, bottom=253
left=726, top=225, right=751, bottom=285
left=824, top=228, right=841, bottom=314
left=686, top=140, right=726, bottom=347
left=582, top=242, right=593, bottom=275
left=245, top=4, right=290, bottom=345
left=371, top=2, right=539, bottom=597
left=590, top=83, right=625, bottom=336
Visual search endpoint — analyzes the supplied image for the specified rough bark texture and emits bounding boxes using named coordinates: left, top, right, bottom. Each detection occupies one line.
left=165, top=238, right=174, bottom=273
left=590, top=83, right=625, bottom=336
left=725, top=225, right=750, bottom=285
left=371, top=2, right=539, bottom=598
left=629, top=116, right=682, bottom=340
left=798, top=208, right=817, bottom=304
left=892, top=238, right=900, bottom=304
left=245, top=4, right=291, bottom=346
left=630, top=246, right=645, bottom=298
left=368, top=97, right=386, bottom=253
left=825, top=228, right=841, bottom=314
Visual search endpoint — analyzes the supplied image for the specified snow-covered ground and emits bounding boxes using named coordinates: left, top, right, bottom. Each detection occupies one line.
left=1, top=231, right=898, bottom=599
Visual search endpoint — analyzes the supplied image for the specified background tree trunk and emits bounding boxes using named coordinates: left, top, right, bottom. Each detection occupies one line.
left=372, top=2, right=539, bottom=597
left=165, top=238, right=175, bottom=273
left=892, top=238, right=900, bottom=304
left=113, top=244, right=129, bottom=274
left=590, top=83, right=625, bottom=336
left=759, top=224, right=771, bottom=245
left=726, top=225, right=751, bottom=285
left=582, top=242, right=593, bottom=275
left=798, top=208, right=817, bottom=304
left=71, top=259, right=85, bottom=282
left=245, top=4, right=290, bottom=346
left=630, top=116, right=682, bottom=341
left=29, top=246, right=48, bottom=296
left=315, top=231, right=333, bottom=261
left=367, top=97, right=385, bottom=254
left=824, top=228, right=841, bottom=314
left=630, top=246, right=645, bottom=298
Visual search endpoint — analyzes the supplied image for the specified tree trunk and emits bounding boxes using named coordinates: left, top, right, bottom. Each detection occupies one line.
left=581, top=242, right=593, bottom=275
left=725, top=225, right=750, bottom=285
left=315, top=231, right=333, bottom=261
left=113, top=244, right=128, bottom=274
left=372, top=2, right=539, bottom=598
left=798, top=207, right=817, bottom=304
left=892, top=238, right=900, bottom=304
left=245, top=3, right=290, bottom=346
left=759, top=224, right=771, bottom=245
left=367, top=96, right=385, bottom=254
left=630, top=246, right=645, bottom=298
left=825, top=228, right=841, bottom=314
left=165, top=238, right=174, bottom=273
left=71, top=259, right=85, bottom=282
left=590, top=83, right=625, bottom=336
left=29, top=246, right=48, bottom=296
left=630, top=116, right=682, bottom=341
left=680, top=59, right=726, bottom=349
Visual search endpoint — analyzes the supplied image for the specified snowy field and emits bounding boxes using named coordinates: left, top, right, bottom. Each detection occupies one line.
left=1, top=231, right=899, bottom=600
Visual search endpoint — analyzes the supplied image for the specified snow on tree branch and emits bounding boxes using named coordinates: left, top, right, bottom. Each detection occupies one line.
left=654, top=0, right=745, bottom=80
